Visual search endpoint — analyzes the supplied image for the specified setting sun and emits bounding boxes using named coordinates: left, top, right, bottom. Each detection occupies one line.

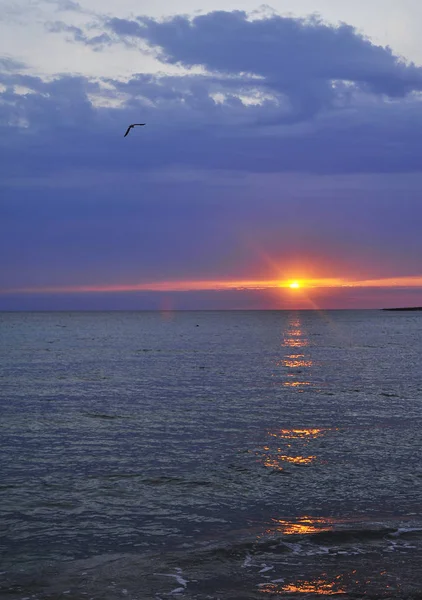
left=289, top=281, right=301, bottom=289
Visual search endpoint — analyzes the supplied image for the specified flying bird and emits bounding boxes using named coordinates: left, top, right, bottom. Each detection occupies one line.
left=124, top=123, right=146, bottom=137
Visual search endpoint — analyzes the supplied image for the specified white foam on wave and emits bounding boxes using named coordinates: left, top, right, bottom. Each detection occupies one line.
left=281, top=541, right=304, bottom=554
left=154, top=568, right=189, bottom=596
left=242, top=553, right=253, bottom=568
left=259, top=564, right=274, bottom=574
left=256, top=577, right=285, bottom=588
left=391, top=527, right=422, bottom=537
left=168, top=587, right=185, bottom=595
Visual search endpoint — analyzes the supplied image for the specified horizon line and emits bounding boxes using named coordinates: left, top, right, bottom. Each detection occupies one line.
left=3, top=275, right=422, bottom=295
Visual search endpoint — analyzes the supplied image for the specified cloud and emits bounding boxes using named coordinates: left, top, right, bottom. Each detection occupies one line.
left=38, top=0, right=84, bottom=12
left=40, top=9, right=422, bottom=133
left=46, top=21, right=113, bottom=48
left=2, top=9, right=422, bottom=301
left=0, top=71, right=97, bottom=130
left=130, top=10, right=418, bottom=87
left=48, top=0, right=83, bottom=11
left=1, top=62, right=422, bottom=179
left=0, top=0, right=84, bottom=24
left=0, top=56, right=27, bottom=72
left=103, top=10, right=422, bottom=122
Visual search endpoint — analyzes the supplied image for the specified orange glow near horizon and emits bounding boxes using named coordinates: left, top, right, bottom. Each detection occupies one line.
left=0, top=278, right=336, bottom=294
left=3, top=275, right=422, bottom=295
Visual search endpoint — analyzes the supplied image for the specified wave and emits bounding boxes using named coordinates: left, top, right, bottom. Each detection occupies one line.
left=82, top=412, right=122, bottom=420
left=309, top=526, right=398, bottom=544
left=195, top=520, right=422, bottom=564
left=2, top=522, right=422, bottom=600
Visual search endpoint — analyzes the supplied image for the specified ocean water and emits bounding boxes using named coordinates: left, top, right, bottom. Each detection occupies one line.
left=0, top=309, right=421, bottom=599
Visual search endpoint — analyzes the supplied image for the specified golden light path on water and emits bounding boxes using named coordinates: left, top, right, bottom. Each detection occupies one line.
left=257, top=313, right=349, bottom=597
left=256, top=314, right=339, bottom=470
left=241, top=310, right=416, bottom=598
left=280, top=312, right=314, bottom=388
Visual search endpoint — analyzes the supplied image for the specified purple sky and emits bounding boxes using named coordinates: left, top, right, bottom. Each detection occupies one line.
left=1, top=2, right=422, bottom=310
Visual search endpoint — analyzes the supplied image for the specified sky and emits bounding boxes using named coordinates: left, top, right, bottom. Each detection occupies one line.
left=1, top=0, right=422, bottom=310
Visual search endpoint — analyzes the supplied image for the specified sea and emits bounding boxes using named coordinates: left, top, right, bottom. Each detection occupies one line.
left=1, top=310, right=421, bottom=599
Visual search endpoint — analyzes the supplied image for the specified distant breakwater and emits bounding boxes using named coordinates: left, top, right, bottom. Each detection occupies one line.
left=382, top=307, right=422, bottom=311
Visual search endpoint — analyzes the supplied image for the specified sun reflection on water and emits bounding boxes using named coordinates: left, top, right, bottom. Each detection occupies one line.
left=267, top=516, right=339, bottom=535
left=261, top=455, right=317, bottom=470
left=282, top=358, right=314, bottom=368
left=268, top=428, right=328, bottom=439
left=261, top=316, right=339, bottom=471
left=259, top=441, right=318, bottom=469
left=259, top=578, right=346, bottom=595
left=278, top=313, right=312, bottom=387
left=277, top=455, right=316, bottom=464
left=282, top=338, right=309, bottom=348
left=283, top=381, right=312, bottom=388
left=259, top=426, right=338, bottom=471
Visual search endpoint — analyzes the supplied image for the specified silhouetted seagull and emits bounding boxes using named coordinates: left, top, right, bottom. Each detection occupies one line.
left=124, top=123, right=146, bottom=137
